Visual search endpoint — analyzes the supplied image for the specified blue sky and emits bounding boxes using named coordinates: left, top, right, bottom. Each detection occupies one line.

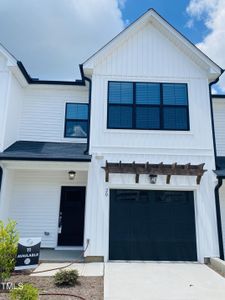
left=121, top=0, right=208, bottom=44
left=0, top=0, right=224, bottom=92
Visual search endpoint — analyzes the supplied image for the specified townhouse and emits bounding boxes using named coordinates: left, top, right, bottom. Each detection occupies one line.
left=0, top=9, right=224, bottom=263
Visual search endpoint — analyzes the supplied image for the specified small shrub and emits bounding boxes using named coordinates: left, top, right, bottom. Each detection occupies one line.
left=9, top=283, right=38, bottom=300
left=54, top=269, right=79, bottom=287
left=0, top=219, right=19, bottom=281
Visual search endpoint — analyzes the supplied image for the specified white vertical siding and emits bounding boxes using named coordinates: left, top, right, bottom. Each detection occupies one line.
left=84, top=19, right=219, bottom=263
left=0, top=54, right=12, bottom=151
left=93, top=23, right=205, bottom=78
left=0, top=169, right=14, bottom=222
left=19, top=86, right=88, bottom=143
left=84, top=154, right=219, bottom=262
left=90, top=76, right=213, bottom=154
left=89, top=22, right=214, bottom=155
left=213, top=99, right=225, bottom=156
left=3, top=74, right=23, bottom=149
left=8, top=170, right=87, bottom=248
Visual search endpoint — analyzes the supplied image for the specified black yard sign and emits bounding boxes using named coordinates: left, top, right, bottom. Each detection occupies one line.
left=15, top=238, right=41, bottom=270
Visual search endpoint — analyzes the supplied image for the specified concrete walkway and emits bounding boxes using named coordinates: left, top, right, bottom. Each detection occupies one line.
left=104, top=262, right=225, bottom=300
left=31, top=262, right=104, bottom=277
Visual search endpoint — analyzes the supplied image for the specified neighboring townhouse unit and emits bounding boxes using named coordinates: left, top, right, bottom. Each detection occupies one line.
left=213, top=94, right=225, bottom=259
left=0, top=9, right=224, bottom=263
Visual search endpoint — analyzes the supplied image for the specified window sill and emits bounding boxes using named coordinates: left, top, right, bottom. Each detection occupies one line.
left=63, top=138, right=87, bottom=143
left=104, top=129, right=193, bottom=135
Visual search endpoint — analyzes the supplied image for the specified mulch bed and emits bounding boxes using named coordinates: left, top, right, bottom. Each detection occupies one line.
left=0, top=275, right=103, bottom=300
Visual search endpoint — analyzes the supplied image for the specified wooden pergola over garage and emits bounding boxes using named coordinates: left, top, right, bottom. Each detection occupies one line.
left=102, top=161, right=207, bottom=185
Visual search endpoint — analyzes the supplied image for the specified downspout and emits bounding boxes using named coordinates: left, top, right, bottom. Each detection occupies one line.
left=215, top=176, right=224, bottom=260
left=209, top=76, right=221, bottom=166
left=79, top=64, right=92, bottom=155
left=0, top=166, right=2, bottom=192
left=209, top=70, right=225, bottom=259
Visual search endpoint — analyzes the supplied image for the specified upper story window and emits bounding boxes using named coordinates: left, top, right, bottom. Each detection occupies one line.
left=65, top=103, right=89, bottom=138
left=107, top=81, right=189, bottom=131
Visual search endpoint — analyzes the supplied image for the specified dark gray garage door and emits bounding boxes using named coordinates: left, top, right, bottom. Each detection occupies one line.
left=109, top=190, right=197, bottom=261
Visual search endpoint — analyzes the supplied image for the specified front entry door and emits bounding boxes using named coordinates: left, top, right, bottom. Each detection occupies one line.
left=58, top=187, right=85, bottom=246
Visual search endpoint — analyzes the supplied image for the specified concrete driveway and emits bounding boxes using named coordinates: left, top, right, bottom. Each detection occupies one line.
left=104, top=262, right=225, bottom=300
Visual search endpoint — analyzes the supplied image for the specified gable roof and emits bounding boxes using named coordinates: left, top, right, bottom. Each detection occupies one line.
left=83, top=8, right=223, bottom=80
left=17, top=61, right=85, bottom=86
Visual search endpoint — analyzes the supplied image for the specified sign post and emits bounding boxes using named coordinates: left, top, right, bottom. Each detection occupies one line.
left=15, top=238, right=41, bottom=270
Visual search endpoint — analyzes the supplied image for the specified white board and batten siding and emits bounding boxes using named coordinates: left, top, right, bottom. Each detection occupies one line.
left=3, top=74, right=23, bottom=149
left=8, top=170, right=88, bottom=248
left=0, top=55, right=23, bottom=151
left=83, top=20, right=220, bottom=262
left=19, top=86, right=89, bottom=143
left=89, top=22, right=214, bottom=157
left=213, top=97, right=225, bottom=156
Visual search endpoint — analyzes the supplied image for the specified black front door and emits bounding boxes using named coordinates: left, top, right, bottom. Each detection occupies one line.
left=58, top=187, right=85, bottom=246
left=109, top=189, right=197, bottom=261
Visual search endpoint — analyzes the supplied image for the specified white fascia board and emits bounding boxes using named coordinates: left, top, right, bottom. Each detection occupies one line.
left=0, top=44, right=17, bottom=67
left=0, top=45, right=28, bottom=88
left=25, top=83, right=87, bottom=91
left=83, top=10, right=149, bottom=69
left=151, top=12, right=222, bottom=77
left=8, top=65, right=28, bottom=88
left=1, top=160, right=90, bottom=171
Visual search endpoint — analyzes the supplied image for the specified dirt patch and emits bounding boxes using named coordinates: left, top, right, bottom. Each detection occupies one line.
left=0, top=275, right=103, bottom=300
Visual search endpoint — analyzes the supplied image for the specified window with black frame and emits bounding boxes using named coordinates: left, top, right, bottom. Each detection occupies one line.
left=107, top=81, right=189, bottom=130
left=64, top=103, right=89, bottom=138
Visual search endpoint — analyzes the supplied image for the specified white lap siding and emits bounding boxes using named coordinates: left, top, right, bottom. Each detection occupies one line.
left=219, top=184, right=225, bottom=258
left=19, top=86, right=88, bottom=143
left=8, top=170, right=87, bottom=248
left=213, top=99, right=225, bottom=156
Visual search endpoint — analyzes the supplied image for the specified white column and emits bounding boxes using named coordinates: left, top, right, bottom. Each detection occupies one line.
left=195, top=170, right=219, bottom=262
left=0, top=167, right=14, bottom=222
left=84, top=156, right=107, bottom=258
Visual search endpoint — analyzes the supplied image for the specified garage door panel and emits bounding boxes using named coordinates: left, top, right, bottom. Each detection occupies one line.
left=109, top=189, right=197, bottom=261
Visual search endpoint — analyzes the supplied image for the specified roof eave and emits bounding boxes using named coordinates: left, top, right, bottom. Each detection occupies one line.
left=0, top=157, right=91, bottom=162
left=16, top=61, right=86, bottom=86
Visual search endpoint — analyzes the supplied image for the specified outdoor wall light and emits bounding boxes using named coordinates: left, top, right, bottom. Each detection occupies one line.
left=149, top=174, right=157, bottom=184
left=68, top=170, right=76, bottom=180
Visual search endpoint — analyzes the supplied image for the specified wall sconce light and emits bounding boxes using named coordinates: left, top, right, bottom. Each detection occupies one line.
left=68, top=170, right=76, bottom=180
left=149, top=174, right=157, bottom=184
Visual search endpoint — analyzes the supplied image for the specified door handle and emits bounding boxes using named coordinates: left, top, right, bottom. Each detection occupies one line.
left=58, top=212, right=62, bottom=234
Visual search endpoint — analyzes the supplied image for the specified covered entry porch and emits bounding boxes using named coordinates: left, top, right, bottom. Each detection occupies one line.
left=0, top=141, right=91, bottom=258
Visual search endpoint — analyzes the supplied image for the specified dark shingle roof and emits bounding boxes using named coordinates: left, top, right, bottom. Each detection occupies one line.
left=0, top=141, right=91, bottom=162
left=212, top=95, right=225, bottom=99
left=215, top=157, right=225, bottom=177
left=217, top=157, right=225, bottom=169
